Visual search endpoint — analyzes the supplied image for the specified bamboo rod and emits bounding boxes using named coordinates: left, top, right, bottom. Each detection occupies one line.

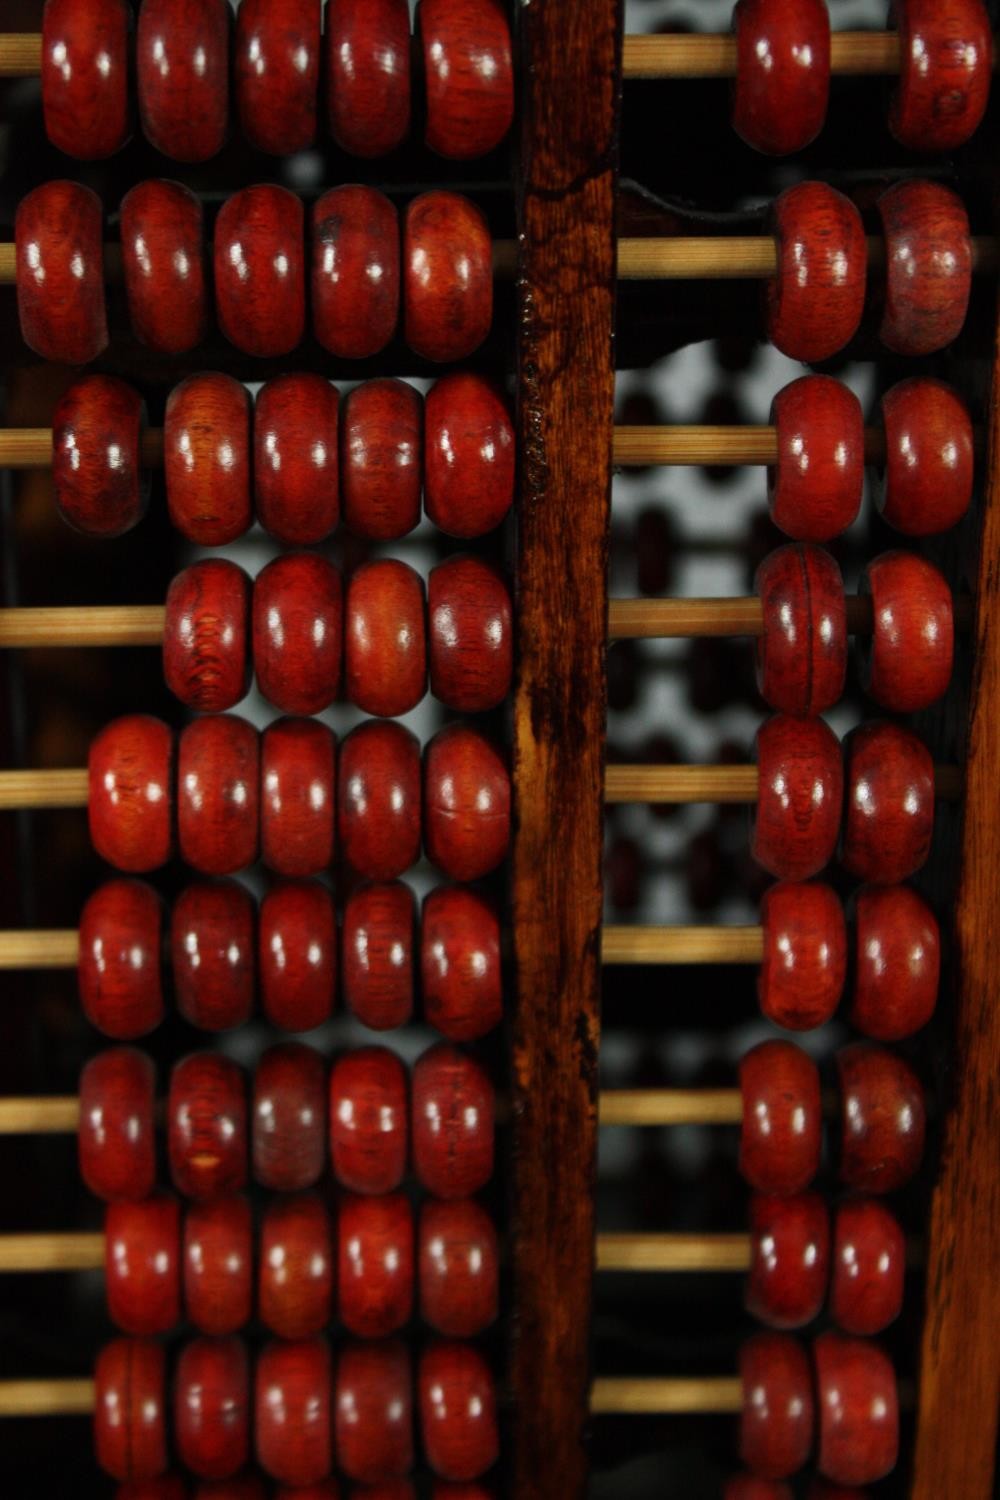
left=0, top=930, right=78, bottom=968
left=602, top=925, right=763, bottom=965
left=0, top=769, right=89, bottom=808
left=0, top=1232, right=103, bottom=1272
left=0, top=606, right=166, bottom=648
left=0, top=1379, right=95, bottom=1417
left=590, top=1376, right=744, bottom=1415
left=596, top=1233, right=751, bottom=1272
left=0, top=1098, right=81, bottom=1132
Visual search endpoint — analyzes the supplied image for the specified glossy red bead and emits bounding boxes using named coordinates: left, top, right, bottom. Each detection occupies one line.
left=259, top=880, right=337, bottom=1032
left=171, top=881, right=254, bottom=1033
left=342, top=380, right=423, bottom=540
left=254, top=554, right=343, bottom=716
left=830, top=1199, right=906, bottom=1336
left=412, top=1043, right=494, bottom=1199
left=53, top=374, right=147, bottom=538
left=137, top=0, right=229, bottom=162
left=313, top=186, right=400, bottom=359
left=338, top=1192, right=414, bottom=1338
left=745, top=1192, right=829, bottom=1330
left=16, top=180, right=107, bottom=364
left=752, top=714, right=842, bottom=881
left=725, top=1480, right=794, bottom=1500
left=42, top=0, right=130, bottom=158
left=105, top=1192, right=181, bottom=1335
left=183, top=1196, right=253, bottom=1336
left=336, top=1340, right=414, bottom=1483
left=260, top=718, right=337, bottom=877
left=836, top=1043, right=925, bottom=1195
left=164, top=560, right=252, bottom=713
left=875, top=377, right=974, bottom=536
left=756, top=544, right=846, bottom=715
left=89, top=715, right=173, bottom=874
left=404, top=193, right=493, bottom=363
left=767, top=377, right=863, bottom=543
left=424, top=373, right=515, bottom=538
left=177, top=716, right=260, bottom=877
left=424, top=724, right=510, bottom=881
left=419, top=1197, right=499, bottom=1337
left=339, top=722, right=422, bottom=880
left=850, top=884, right=939, bottom=1041
left=95, top=1338, right=168, bottom=1481
left=256, top=1337, right=333, bottom=1486
left=814, top=1332, right=898, bottom=1486
left=169, top=1052, right=248, bottom=1201
left=889, top=0, right=992, bottom=152
left=877, top=180, right=971, bottom=357
left=329, top=1047, right=408, bottom=1194
left=421, top=886, right=502, bottom=1042
left=326, top=0, right=411, bottom=157
left=165, top=374, right=253, bottom=546
left=419, top=1341, right=499, bottom=1482
left=732, top=0, right=830, bottom=156
left=79, top=879, right=164, bottom=1040
left=860, top=552, right=953, bottom=713
left=253, top=1043, right=327, bottom=1192
left=255, top=375, right=339, bottom=545
left=418, top=0, right=514, bottom=159
left=765, top=183, right=866, bottom=363
left=259, top=1192, right=333, bottom=1339
left=342, top=882, right=415, bottom=1031
left=738, top=1332, right=814, bottom=1479
left=739, top=1040, right=821, bottom=1196
left=841, top=722, right=934, bottom=885
left=215, top=186, right=306, bottom=358
left=120, top=180, right=208, bottom=355
left=236, top=0, right=320, bottom=155
left=428, top=556, right=512, bottom=713
left=759, top=881, right=846, bottom=1031
left=175, top=1337, right=250, bottom=1480
left=345, top=561, right=427, bottom=718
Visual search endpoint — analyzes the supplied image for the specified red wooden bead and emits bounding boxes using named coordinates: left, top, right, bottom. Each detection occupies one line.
left=428, top=556, right=512, bottom=713
left=841, top=722, right=934, bottom=885
left=80, top=1048, right=156, bottom=1203
left=418, top=0, right=514, bottom=160
left=342, top=881, right=415, bottom=1031
left=339, top=722, right=422, bottom=880
left=424, top=724, right=510, bottom=881
left=259, top=880, right=336, bottom=1032
left=404, top=193, right=493, bottom=363
left=254, top=554, right=343, bottom=716
left=725, top=1479, right=794, bottom=1500
left=732, top=0, right=830, bottom=156
left=183, top=1196, right=253, bottom=1336
left=261, top=718, right=337, bottom=877
left=765, top=184, right=866, bottom=363
left=346, top=561, right=427, bottom=718
left=889, top=0, right=992, bottom=152
left=419, top=1197, right=498, bottom=1337
left=738, top=1332, right=814, bottom=1479
left=329, top=1047, right=408, bottom=1194
left=850, top=884, right=939, bottom=1041
left=759, top=881, right=845, bottom=1032
left=313, top=187, right=400, bottom=359
left=814, top=1332, right=898, bottom=1486
left=15, top=180, right=106, bottom=364
left=105, top=1192, right=181, bottom=1335
left=425, top=373, right=515, bottom=538
left=739, top=1040, right=822, bottom=1196
left=255, top=375, right=339, bottom=545
left=745, top=1192, right=829, bottom=1330
left=259, top=1192, right=334, bottom=1339
left=419, top=1341, right=499, bottom=1482
left=236, top=0, right=320, bottom=155
left=215, top=186, right=306, bottom=358
left=95, top=1338, right=168, bottom=1481
left=137, top=0, right=229, bottom=162
left=326, top=0, right=411, bottom=157
left=830, top=1199, right=905, bottom=1336
left=877, top=180, right=971, bottom=357
left=175, top=1336, right=250, bottom=1480
left=342, top=379, right=423, bottom=541
left=421, top=886, right=502, bottom=1042
left=79, top=879, right=164, bottom=1040
left=171, top=880, right=255, bottom=1033
left=52, top=374, right=147, bottom=538
left=336, top=1340, right=414, bottom=1484
left=836, top=1043, right=925, bottom=1195
left=257, top=1338, right=334, bottom=1486
left=178, top=716, right=260, bottom=877
left=875, top=377, right=974, bottom=536
left=767, top=377, right=863, bottom=543
left=164, top=560, right=252, bottom=713
left=752, top=714, right=842, bottom=881
left=756, top=545, right=846, bottom=715
left=169, top=1052, right=248, bottom=1201
left=42, top=0, right=130, bottom=159
left=860, top=552, right=953, bottom=713
left=412, top=1043, right=494, bottom=1199
left=89, top=715, right=173, bottom=874
left=120, top=180, right=208, bottom=355
left=165, top=375, right=253, bottom=546
left=253, top=1043, right=327, bottom=1192
left=338, top=1192, right=414, bottom=1338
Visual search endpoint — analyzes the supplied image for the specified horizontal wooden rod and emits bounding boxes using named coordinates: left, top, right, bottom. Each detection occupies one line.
left=602, top=925, right=763, bottom=965
left=0, top=606, right=166, bottom=648
left=0, top=930, right=79, bottom=967
left=0, top=1232, right=104, bottom=1272
left=0, top=1379, right=96, bottom=1416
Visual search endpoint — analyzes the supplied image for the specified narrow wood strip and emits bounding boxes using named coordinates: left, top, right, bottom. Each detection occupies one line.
left=0, top=607, right=166, bottom=648
left=0, top=769, right=88, bottom=808
left=599, top=1090, right=743, bottom=1126
left=602, top=925, right=763, bottom=965
left=0, top=1098, right=80, bottom=1132
left=0, top=1233, right=103, bottom=1272
left=596, top=1232, right=751, bottom=1272
left=0, top=931, right=78, bottom=968
left=0, top=34, right=42, bottom=75
left=0, top=1379, right=95, bottom=1416
left=590, top=1376, right=744, bottom=1415
left=622, top=31, right=908, bottom=78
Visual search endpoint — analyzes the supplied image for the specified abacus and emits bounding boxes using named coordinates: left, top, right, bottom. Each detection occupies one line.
left=0, top=0, right=996, bottom=1496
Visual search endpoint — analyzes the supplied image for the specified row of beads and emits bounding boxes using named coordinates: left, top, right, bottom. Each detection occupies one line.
left=732, top=0, right=991, bottom=155
left=89, top=714, right=509, bottom=882
left=43, top=0, right=513, bottom=163
left=16, top=180, right=492, bottom=364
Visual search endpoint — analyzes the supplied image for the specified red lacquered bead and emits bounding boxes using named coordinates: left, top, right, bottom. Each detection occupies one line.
left=875, top=377, right=974, bottom=536
left=259, top=1192, right=333, bottom=1338
left=260, top=880, right=336, bottom=1032
left=421, top=887, right=501, bottom=1042
left=412, top=1043, right=494, bottom=1199
left=752, top=714, right=842, bottom=881
left=428, top=557, right=512, bottom=713
left=120, top=180, right=208, bottom=355
left=236, top=0, right=320, bottom=155
left=814, top=1332, right=898, bottom=1485
left=329, top=1047, right=408, bottom=1194
left=253, top=1043, right=327, bottom=1192
left=424, top=724, right=510, bottom=881
left=404, top=193, right=493, bottom=363
left=739, top=1040, right=821, bottom=1196
left=756, top=545, right=846, bottom=715
left=732, top=0, right=830, bottom=155
left=164, top=560, right=252, bottom=713
left=860, top=552, right=953, bottom=713
left=165, top=375, right=253, bottom=546
left=830, top=1199, right=905, bottom=1336
left=877, top=181, right=971, bottom=357
left=841, top=722, right=934, bottom=885
left=346, top=561, right=427, bottom=718
left=745, top=1192, right=829, bottom=1330
left=79, top=879, right=164, bottom=1040
left=42, top=0, right=130, bottom=158
left=183, top=1196, right=253, bottom=1335
left=254, top=554, right=343, bottom=716
left=739, top=1332, right=814, bottom=1479
left=215, top=186, right=306, bottom=358
left=261, top=718, right=337, bottom=877
left=89, top=715, right=173, bottom=874
left=765, top=184, right=866, bottom=363
left=338, top=1192, right=414, bottom=1338
left=326, top=0, right=411, bottom=157
left=80, top=1049, right=156, bottom=1202
left=836, top=1043, right=925, bottom=1195
left=418, top=0, right=514, bottom=159
left=178, top=716, right=259, bottom=877
left=137, top=0, right=229, bottom=162
left=171, top=881, right=254, bottom=1033
left=53, top=374, right=147, bottom=538
left=175, top=1336, right=250, bottom=1480
left=767, top=377, right=863, bottom=543
left=257, top=1338, right=333, bottom=1486
left=342, top=379, right=423, bottom=541
left=105, top=1193, right=181, bottom=1335
left=336, top=1340, right=413, bottom=1483
left=16, top=180, right=106, bottom=364
left=342, top=882, right=415, bottom=1031
left=419, top=1341, right=498, bottom=1482
left=725, top=1479, right=794, bottom=1500
left=313, top=187, right=400, bottom=359
left=425, top=373, right=514, bottom=538
left=169, top=1053, right=248, bottom=1201
left=339, top=723, right=422, bottom=880
left=255, top=376, right=339, bottom=545
left=850, top=885, right=939, bottom=1041
left=759, top=881, right=845, bottom=1032
left=95, top=1338, right=167, bottom=1481
left=419, top=1197, right=498, bottom=1337
left=889, top=0, right=992, bottom=152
